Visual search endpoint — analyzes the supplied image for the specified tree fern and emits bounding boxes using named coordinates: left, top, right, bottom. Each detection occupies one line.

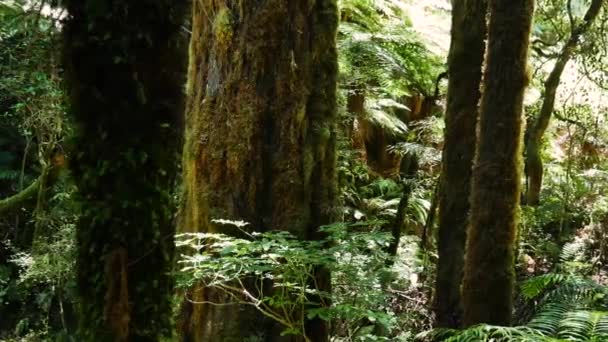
left=365, top=98, right=409, bottom=136
left=338, top=0, right=443, bottom=140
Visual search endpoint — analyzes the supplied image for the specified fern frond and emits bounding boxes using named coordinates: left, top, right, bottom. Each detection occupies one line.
left=365, top=100, right=408, bottom=136
left=527, top=301, right=572, bottom=335
left=419, top=324, right=553, bottom=342
left=521, top=273, right=568, bottom=300
left=559, top=239, right=587, bottom=265
left=406, top=196, right=430, bottom=226
left=557, top=310, right=608, bottom=341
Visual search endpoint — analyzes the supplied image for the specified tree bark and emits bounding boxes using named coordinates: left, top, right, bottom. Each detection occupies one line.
left=62, top=1, right=188, bottom=340
left=434, top=0, right=487, bottom=328
left=525, top=0, right=603, bottom=205
left=178, top=1, right=338, bottom=341
left=387, top=154, right=419, bottom=259
left=462, top=0, right=534, bottom=326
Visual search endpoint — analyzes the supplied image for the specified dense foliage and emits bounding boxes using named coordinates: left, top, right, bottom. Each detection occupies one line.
left=0, top=0, right=607, bottom=341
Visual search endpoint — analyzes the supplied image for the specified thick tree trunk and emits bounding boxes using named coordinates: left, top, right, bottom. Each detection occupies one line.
left=434, top=0, right=487, bottom=328
left=179, top=1, right=338, bottom=341
left=62, top=2, right=188, bottom=340
left=525, top=0, right=603, bottom=205
left=462, top=0, right=534, bottom=326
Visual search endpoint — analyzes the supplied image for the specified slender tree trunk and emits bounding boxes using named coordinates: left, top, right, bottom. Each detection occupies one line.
left=434, top=0, right=487, bottom=328
left=346, top=89, right=365, bottom=139
left=387, top=154, right=419, bottom=259
left=178, top=1, right=338, bottom=341
left=462, top=0, right=534, bottom=326
left=62, top=2, right=188, bottom=340
left=525, top=0, right=603, bottom=205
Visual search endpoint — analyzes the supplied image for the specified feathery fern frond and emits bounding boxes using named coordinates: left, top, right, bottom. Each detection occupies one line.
left=557, top=310, right=608, bottom=341
left=521, top=273, right=569, bottom=300
left=364, top=98, right=408, bottom=136
left=416, top=324, right=554, bottom=342
left=406, top=195, right=430, bottom=226
left=422, top=237, right=608, bottom=342
left=559, top=239, right=587, bottom=265
left=387, top=142, right=441, bottom=166
left=527, top=301, right=576, bottom=335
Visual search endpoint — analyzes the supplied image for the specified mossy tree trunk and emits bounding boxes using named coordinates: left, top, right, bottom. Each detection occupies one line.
left=434, top=0, right=487, bottom=328
left=179, top=1, right=338, bottom=341
left=387, top=154, right=418, bottom=259
left=462, top=0, right=534, bottom=326
left=62, top=2, right=188, bottom=340
left=525, top=0, right=603, bottom=206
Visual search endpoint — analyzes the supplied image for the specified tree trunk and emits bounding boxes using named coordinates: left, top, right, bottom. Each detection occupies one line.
left=525, top=0, right=603, bottom=205
left=62, top=2, right=188, bottom=340
left=386, top=153, right=419, bottom=259
left=462, top=0, right=534, bottom=326
left=178, top=1, right=338, bottom=341
left=346, top=89, right=365, bottom=140
left=434, top=0, right=487, bottom=328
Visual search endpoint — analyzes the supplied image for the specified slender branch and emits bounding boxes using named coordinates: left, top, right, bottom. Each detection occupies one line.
left=0, top=176, right=41, bottom=215
left=532, top=45, right=561, bottom=59
left=432, top=71, right=448, bottom=99
left=567, top=0, right=574, bottom=31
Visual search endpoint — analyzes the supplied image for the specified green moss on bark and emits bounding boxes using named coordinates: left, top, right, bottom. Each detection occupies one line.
left=461, top=0, right=534, bottom=327
left=62, top=1, right=188, bottom=340
left=179, top=1, right=338, bottom=341
left=434, top=0, right=487, bottom=329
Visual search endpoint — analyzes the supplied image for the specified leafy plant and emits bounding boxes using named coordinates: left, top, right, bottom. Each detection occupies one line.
left=176, top=219, right=398, bottom=341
